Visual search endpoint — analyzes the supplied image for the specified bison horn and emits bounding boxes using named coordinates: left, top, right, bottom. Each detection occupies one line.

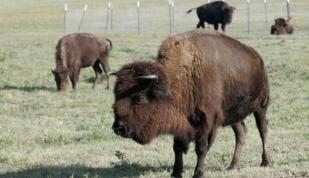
left=107, top=70, right=119, bottom=76
left=137, top=74, right=158, bottom=80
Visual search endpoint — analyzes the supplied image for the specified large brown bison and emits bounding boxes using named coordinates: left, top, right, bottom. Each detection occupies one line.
left=52, top=33, right=112, bottom=91
left=187, top=1, right=235, bottom=32
left=111, top=30, right=270, bottom=178
left=271, top=17, right=293, bottom=35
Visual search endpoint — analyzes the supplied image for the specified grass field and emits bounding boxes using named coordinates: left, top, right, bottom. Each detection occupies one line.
left=0, top=0, right=308, bottom=178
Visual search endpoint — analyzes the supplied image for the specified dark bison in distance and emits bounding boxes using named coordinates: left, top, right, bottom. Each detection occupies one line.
left=111, top=30, right=270, bottom=178
left=271, top=17, right=293, bottom=35
left=187, top=1, right=235, bottom=32
left=52, top=33, right=112, bottom=91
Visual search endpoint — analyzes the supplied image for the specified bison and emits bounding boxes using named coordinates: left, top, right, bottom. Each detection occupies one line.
left=52, top=33, right=112, bottom=91
left=187, top=1, right=235, bottom=32
left=110, top=30, right=270, bottom=178
left=271, top=17, right=293, bottom=35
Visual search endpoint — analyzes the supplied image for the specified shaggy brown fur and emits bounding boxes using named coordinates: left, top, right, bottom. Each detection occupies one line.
left=111, top=29, right=270, bottom=178
left=187, top=1, right=235, bottom=32
left=271, top=17, right=293, bottom=35
left=52, top=33, right=112, bottom=91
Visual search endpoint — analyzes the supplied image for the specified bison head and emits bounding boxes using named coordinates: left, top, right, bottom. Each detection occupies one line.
left=111, top=61, right=171, bottom=144
left=52, top=67, right=69, bottom=91
left=271, top=17, right=293, bottom=35
left=222, top=5, right=235, bottom=24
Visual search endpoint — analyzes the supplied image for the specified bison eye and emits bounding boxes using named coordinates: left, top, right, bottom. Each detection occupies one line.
left=131, top=94, right=147, bottom=105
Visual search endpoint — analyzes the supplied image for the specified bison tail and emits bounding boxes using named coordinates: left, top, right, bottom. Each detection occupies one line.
left=106, top=38, right=113, bottom=51
left=187, top=8, right=195, bottom=14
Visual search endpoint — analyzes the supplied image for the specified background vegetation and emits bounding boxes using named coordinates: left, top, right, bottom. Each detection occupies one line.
left=0, top=0, right=308, bottom=177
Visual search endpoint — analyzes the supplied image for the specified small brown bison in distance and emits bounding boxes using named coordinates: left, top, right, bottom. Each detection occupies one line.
left=271, top=17, right=293, bottom=35
left=52, top=33, right=112, bottom=91
left=187, top=1, right=235, bottom=32
left=110, top=30, right=270, bottom=178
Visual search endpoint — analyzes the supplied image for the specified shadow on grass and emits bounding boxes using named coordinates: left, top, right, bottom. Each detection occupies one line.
left=85, top=75, right=108, bottom=84
left=0, top=84, right=54, bottom=92
left=0, top=162, right=172, bottom=178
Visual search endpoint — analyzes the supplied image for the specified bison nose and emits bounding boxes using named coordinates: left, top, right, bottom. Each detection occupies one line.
left=112, top=122, right=127, bottom=136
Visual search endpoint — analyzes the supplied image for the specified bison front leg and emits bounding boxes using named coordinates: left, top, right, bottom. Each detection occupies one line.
left=228, top=121, right=247, bottom=170
left=171, top=138, right=189, bottom=178
left=193, top=129, right=217, bottom=178
left=69, top=69, right=80, bottom=91
left=221, top=23, right=226, bottom=33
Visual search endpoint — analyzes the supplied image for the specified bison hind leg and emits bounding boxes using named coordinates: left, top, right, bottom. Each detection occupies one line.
left=214, top=23, right=219, bottom=31
left=92, top=60, right=103, bottom=88
left=196, top=20, right=205, bottom=29
left=228, top=121, right=247, bottom=170
left=254, top=107, right=270, bottom=167
left=98, top=57, right=111, bottom=89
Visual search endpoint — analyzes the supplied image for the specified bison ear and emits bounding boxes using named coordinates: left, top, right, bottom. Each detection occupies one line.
left=137, top=74, right=170, bottom=100
left=51, top=69, right=56, bottom=75
left=150, top=81, right=170, bottom=100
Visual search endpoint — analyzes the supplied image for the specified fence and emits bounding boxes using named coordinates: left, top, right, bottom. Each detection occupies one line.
left=63, top=0, right=294, bottom=34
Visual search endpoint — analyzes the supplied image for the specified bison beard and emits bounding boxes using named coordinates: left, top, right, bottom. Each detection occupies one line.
left=111, top=30, right=270, bottom=178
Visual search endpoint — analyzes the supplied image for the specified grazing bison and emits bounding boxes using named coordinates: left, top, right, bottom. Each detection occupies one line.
left=52, top=33, right=112, bottom=91
left=187, top=1, right=235, bottom=32
left=271, top=17, right=293, bottom=35
left=110, top=30, right=270, bottom=178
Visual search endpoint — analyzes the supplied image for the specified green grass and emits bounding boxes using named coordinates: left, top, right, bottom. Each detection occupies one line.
left=0, top=0, right=308, bottom=178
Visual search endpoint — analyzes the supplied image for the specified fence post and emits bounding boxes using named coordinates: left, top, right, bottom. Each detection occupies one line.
left=78, top=4, right=87, bottom=32
left=168, top=0, right=172, bottom=34
left=171, top=0, right=175, bottom=32
left=64, top=3, right=67, bottom=33
left=286, top=0, right=290, bottom=19
left=137, top=1, right=140, bottom=34
left=105, top=2, right=111, bottom=32
left=264, top=0, right=267, bottom=25
left=110, top=3, right=113, bottom=30
left=247, top=0, right=250, bottom=34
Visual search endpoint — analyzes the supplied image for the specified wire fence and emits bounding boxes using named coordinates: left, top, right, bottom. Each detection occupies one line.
left=63, top=0, right=303, bottom=34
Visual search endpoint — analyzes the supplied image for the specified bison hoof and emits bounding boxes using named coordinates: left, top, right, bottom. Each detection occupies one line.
left=261, top=153, right=270, bottom=167
left=260, top=159, right=269, bottom=167
left=227, top=164, right=240, bottom=170
left=192, top=171, right=204, bottom=178
left=171, top=172, right=182, bottom=178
